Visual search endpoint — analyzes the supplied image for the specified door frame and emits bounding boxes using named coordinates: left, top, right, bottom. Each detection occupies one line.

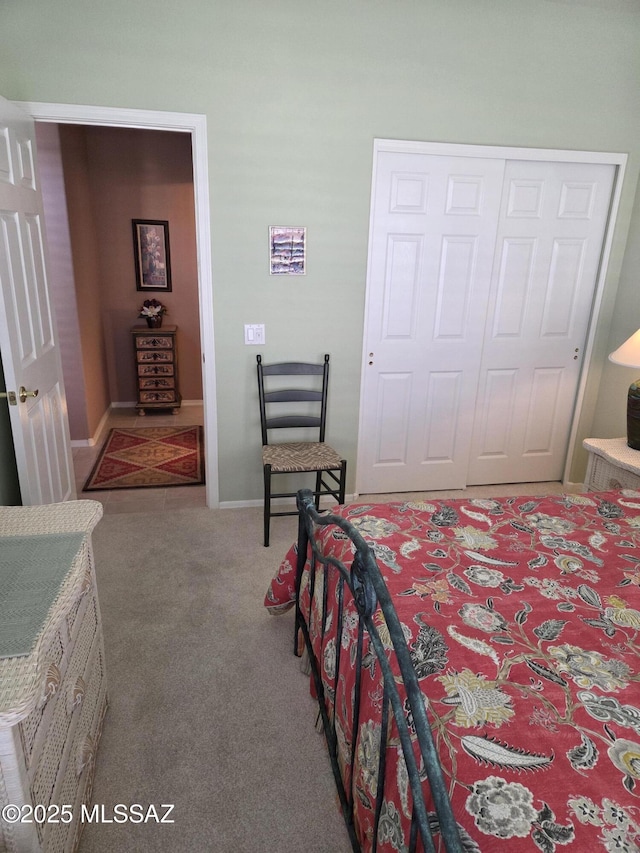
left=356, top=138, right=628, bottom=494
left=15, top=101, right=219, bottom=507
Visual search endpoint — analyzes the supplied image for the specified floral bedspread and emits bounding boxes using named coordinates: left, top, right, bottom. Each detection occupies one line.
left=265, top=491, right=640, bottom=853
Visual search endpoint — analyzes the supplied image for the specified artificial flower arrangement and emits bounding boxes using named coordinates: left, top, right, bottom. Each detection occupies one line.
left=139, top=298, right=167, bottom=319
left=138, top=298, right=168, bottom=328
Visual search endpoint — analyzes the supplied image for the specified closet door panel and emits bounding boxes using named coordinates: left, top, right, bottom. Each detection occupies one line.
left=358, top=151, right=505, bottom=493
left=467, top=160, right=615, bottom=485
left=370, top=372, right=412, bottom=466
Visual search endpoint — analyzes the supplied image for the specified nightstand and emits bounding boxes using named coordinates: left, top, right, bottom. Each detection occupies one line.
left=583, top=437, right=640, bottom=491
left=131, top=324, right=181, bottom=414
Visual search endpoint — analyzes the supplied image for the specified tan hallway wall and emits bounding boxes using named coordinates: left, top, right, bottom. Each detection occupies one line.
left=67, top=126, right=202, bottom=407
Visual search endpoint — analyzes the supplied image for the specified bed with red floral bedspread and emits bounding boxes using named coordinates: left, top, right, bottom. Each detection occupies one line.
left=265, top=489, right=640, bottom=853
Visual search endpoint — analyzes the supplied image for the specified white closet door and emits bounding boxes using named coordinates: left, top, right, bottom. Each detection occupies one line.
left=357, top=152, right=506, bottom=493
left=357, top=147, right=616, bottom=496
left=467, top=160, right=615, bottom=485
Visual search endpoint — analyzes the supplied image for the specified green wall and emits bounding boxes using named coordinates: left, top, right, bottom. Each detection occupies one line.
left=2, top=0, right=640, bottom=502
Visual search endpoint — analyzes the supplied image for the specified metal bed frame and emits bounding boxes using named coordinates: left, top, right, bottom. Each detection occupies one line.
left=294, top=489, right=465, bottom=853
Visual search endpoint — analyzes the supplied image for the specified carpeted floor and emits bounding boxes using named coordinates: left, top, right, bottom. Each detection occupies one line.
left=83, top=426, right=205, bottom=491
left=78, top=504, right=351, bottom=853
left=78, top=482, right=567, bottom=852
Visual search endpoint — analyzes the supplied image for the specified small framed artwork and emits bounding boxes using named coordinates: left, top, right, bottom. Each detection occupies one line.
left=269, top=226, right=306, bottom=275
left=132, top=219, right=172, bottom=291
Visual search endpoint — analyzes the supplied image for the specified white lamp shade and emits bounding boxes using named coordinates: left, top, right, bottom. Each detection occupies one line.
left=609, top=329, right=640, bottom=368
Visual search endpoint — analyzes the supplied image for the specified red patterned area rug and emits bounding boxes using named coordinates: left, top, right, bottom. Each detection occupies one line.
left=83, top=426, right=205, bottom=491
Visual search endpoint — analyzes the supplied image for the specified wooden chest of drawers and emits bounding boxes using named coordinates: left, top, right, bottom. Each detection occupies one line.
left=0, top=501, right=107, bottom=853
left=131, top=324, right=181, bottom=414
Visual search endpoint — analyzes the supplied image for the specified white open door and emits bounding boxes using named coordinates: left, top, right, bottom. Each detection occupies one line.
left=0, top=95, right=75, bottom=504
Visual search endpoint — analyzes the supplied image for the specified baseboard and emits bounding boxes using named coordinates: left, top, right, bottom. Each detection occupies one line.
left=219, top=484, right=586, bottom=510
left=69, top=407, right=112, bottom=448
left=219, top=499, right=265, bottom=509
left=219, top=493, right=359, bottom=510
left=111, top=399, right=204, bottom=407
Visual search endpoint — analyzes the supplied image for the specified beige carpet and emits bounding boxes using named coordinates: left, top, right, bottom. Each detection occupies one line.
left=79, top=483, right=565, bottom=852
left=78, top=506, right=350, bottom=853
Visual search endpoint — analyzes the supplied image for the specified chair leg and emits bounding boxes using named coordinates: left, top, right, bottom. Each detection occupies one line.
left=338, top=459, right=347, bottom=504
left=263, top=464, right=272, bottom=547
left=314, top=471, right=322, bottom=510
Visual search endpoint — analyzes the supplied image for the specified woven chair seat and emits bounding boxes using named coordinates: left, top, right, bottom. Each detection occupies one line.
left=262, top=442, right=343, bottom=473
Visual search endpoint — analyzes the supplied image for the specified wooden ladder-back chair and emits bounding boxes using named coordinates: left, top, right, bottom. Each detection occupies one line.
left=256, top=354, right=347, bottom=546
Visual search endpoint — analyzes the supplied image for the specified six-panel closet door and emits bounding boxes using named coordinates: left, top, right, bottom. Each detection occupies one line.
left=357, top=149, right=615, bottom=495
left=467, top=159, right=614, bottom=485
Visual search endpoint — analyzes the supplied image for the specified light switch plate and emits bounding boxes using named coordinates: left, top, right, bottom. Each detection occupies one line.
left=244, top=323, right=265, bottom=345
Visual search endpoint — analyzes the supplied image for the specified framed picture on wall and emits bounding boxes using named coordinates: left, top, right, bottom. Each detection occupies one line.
left=132, top=219, right=172, bottom=291
left=269, top=226, right=306, bottom=275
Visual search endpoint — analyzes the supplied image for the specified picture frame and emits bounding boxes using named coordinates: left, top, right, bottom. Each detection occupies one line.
left=269, top=226, right=306, bottom=275
left=132, top=219, right=172, bottom=292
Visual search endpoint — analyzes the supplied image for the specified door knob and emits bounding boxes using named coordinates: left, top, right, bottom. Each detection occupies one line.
left=19, top=386, right=39, bottom=403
